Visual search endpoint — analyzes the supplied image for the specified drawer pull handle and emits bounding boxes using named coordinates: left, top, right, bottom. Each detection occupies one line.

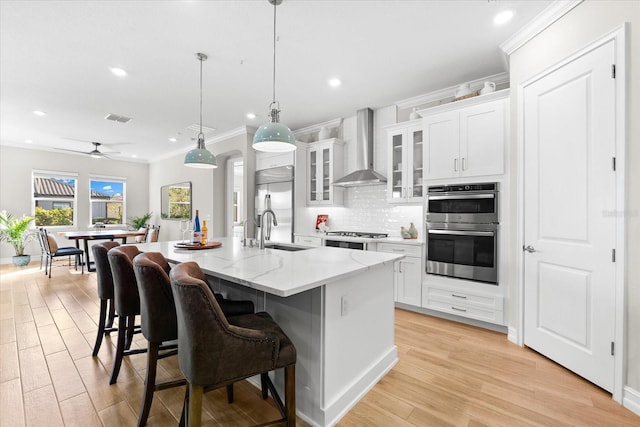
left=451, top=294, right=467, bottom=299
left=451, top=306, right=467, bottom=312
left=393, top=249, right=405, bottom=252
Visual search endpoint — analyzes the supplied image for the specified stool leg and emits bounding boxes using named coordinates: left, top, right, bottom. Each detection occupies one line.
left=187, top=384, right=203, bottom=427
left=285, top=365, right=296, bottom=427
left=110, top=315, right=127, bottom=384
left=92, top=299, right=108, bottom=357
left=226, top=384, right=234, bottom=404
left=138, top=341, right=159, bottom=427
left=261, top=373, right=268, bottom=399
left=124, top=315, right=136, bottom=350
left=106, top=299, right=116, bottom=330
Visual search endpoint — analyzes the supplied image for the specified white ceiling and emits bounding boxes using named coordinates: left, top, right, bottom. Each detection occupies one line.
left=0, top=0, right=553, bottom=163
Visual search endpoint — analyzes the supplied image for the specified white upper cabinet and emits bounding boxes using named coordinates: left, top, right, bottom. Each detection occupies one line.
left=422, top=91, right=508, bottom=180
left=306, top=138, right=344, bottom=206
left=386, top=120, right=424, bottom=203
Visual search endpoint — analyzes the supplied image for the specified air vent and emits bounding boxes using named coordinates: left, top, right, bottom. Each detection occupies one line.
left=185, top=123, right=216, bottom=134
left=104, top=113, right=132, bottom=123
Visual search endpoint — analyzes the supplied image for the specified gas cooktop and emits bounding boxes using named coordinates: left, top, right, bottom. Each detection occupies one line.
left=325, top=231, right=389, bottom=239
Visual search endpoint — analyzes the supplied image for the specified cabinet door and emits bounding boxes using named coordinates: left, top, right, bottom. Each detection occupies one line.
left=321, top=146, right=331, bottom=202
left=407, top=126, right=424, bottom=201
left=308, top=149, right=318, bottom=203
left=460, top=99, right=505, bottom=177
left=395, top=256, right=422, bottom=306
left=387, top=130, right=406, bottom=202
left=424, top=112, right=460, bottom=180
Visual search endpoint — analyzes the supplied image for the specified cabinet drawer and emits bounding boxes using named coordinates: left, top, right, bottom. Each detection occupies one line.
left=377, top=243, right=421, bottom=257
left=425, top=299, right=503, bottom=324
left=426, top=286, right=503, bottom=310
left=294, top=235, right=322, bottom=247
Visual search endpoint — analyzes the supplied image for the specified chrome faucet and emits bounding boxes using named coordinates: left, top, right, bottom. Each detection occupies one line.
left=259, top=209, right=278, bottom=249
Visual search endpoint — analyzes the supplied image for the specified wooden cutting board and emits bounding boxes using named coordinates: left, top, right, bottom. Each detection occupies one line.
left=174, top=241, right=222, bottom=250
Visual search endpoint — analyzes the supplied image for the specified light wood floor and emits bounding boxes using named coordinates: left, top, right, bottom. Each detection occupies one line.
left=1, top=261, right=638, bottom=426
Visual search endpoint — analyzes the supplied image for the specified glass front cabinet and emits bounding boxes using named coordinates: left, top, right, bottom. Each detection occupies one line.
left=386, top=120, right=423, bottom=203
left=306, top=138, right=344, bottom=206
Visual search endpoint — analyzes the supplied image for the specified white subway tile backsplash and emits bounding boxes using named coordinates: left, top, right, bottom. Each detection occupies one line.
left=300, top=186, right=423, bottom=238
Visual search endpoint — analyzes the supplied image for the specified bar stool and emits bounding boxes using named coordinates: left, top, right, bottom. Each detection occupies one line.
left=133, top=253, right=258, bottom=426
left=91, top=241, right=120, bottom=357
left=170, top=261, right=296, bottom=427
left=107, top=245, right=145, bottom=384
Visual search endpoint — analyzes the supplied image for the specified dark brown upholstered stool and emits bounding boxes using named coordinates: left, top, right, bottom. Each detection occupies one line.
left=170, top=261, right=296, bottom=427
left=133, top=253, right=257, bottom=426
left=107, top=245, right=145, bottom=384
left=91, top=241, right=120, bottom=357
left=133, top=252, right=185, bottom=426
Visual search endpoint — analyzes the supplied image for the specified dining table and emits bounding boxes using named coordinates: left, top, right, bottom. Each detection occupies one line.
left=61, top=229, right=147, bottom=272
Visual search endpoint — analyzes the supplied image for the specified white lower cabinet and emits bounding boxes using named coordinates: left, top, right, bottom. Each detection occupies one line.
left=377, top=242, right=422, bottom=307
left=423, top=283, right=504, bottom=324
left=294, top=235, right=323, bottom=247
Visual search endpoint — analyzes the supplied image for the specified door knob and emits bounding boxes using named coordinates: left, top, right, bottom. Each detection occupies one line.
left=523, top=245, right=536, bottom=253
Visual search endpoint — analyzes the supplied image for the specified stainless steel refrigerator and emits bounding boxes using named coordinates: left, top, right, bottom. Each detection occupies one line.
left=255, top=166, right=294, bottom=244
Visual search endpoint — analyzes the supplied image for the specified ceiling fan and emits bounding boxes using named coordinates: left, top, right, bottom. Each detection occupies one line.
left=55, top=142, right=120, bottom=158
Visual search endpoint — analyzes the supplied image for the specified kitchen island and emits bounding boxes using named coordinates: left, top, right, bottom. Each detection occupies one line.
left=135, top=238, right=403, bottom=426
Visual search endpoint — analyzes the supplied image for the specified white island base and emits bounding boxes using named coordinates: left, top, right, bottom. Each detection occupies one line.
left=214, top=263, right=397, bottom=426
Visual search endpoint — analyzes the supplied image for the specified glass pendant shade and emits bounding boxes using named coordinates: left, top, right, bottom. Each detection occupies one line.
left=184, top=136, right=217, bottom=168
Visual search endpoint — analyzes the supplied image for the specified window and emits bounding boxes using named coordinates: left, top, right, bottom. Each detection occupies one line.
left=90, top=177, right=125, bottom=225
left=33, top=171, right=77, bottom=227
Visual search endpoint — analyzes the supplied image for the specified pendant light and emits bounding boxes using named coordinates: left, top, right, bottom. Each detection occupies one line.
left=184, top=52, right=217, bottom=168
left=252, top=0, right=296, bottom=152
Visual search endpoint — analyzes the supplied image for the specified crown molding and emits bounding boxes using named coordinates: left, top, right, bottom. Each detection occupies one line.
left=293, top=118, right=343, bottom=137
left=395, top=71, right=510, bottom=110
left=500, top=0, right=583, bottom=56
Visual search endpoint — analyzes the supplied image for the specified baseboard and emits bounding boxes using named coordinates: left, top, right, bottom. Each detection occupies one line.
left=623, top=385, right=640, bottom=416
left=507, top=326, right=519, bottom=345
left=324, top=346, right=399, bottom=427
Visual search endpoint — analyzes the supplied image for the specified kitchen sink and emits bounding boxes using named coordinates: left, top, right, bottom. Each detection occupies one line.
left=264, top=243, right=311, bottom=252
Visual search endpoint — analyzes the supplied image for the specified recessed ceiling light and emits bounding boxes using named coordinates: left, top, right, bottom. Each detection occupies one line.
left=169, top=137, right=177, bottom=142
left=110, top=67, right=128, bottom=77
left=33, top=110, right=46, bottom=116
left=494, top=10, right=514, bottom=25
left=131, top=154, right=137, bottom=158
left=328, top=78, right=341, bottom=88
left=24, top=139, right=33, bottom=144
left=246, top=113, right=256, bottom=119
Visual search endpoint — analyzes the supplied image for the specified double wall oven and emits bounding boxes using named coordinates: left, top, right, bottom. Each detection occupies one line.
left=426, top=183, right=499, bottom=284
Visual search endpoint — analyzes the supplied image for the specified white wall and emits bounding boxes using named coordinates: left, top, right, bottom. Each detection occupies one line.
left=0, top=145, right=149, bottom=261
left=508, top=0, right=640, bottom=391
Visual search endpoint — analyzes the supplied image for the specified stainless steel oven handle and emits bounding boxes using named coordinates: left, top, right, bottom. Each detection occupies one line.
left=428, top=229, right=495, bottom=237
left=427, top=194, right=495, bottom=200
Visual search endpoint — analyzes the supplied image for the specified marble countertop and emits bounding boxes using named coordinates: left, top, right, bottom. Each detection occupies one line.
left=135, top=237, right=404, bottom=297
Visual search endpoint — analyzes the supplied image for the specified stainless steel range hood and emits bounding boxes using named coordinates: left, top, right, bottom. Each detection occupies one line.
left=332, top=108, right=387, bottom=187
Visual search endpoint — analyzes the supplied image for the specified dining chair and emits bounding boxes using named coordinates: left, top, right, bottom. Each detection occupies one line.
left=146, top=226, right=160, bottom=243
left=170, top=261, right=296, bottom=427
left=39, top=228, right=85, bottom=278
left=107, top=245, right=145, bottom=384
left=134, top=227, right=148, bottom=243
left=91, top=241, right=120, bottom=357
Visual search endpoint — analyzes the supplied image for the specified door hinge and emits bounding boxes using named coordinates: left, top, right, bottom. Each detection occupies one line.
left=612, top=249, right=616, bottom=262
left=612, top=64, right=616, bottom=78
left=611, top=341, right=615, bottom=356
left=612, top=157, right=616, bottom=171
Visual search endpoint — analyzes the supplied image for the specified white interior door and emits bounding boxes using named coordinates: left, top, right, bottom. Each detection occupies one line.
left=523, top=40, right=616, bottom=392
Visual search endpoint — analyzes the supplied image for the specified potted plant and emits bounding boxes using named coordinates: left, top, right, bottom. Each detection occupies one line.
left=128, top=212, right=153, bottom=230
left=0, top=211, right=38, bottom=266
